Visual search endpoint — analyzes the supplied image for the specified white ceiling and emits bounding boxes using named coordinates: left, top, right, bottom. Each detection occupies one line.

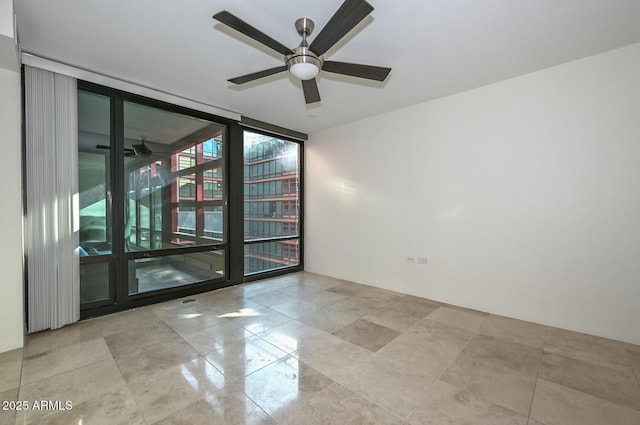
left=15, top=0, right=640, bottom=134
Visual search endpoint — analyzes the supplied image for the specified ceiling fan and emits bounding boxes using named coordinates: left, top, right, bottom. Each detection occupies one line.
left=213, top=0, right=391, bottom=104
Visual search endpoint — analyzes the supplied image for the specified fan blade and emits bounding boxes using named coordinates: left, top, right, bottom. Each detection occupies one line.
left=96, top=144, right=137, bottom=153
left=302, top=79, right=321, bottom=104
left=322, top=60, right=391, bottom=81
left=132, top=142, right=152, bottom=158
left=213, top=11, right=293, bottom=56
left=309, top=0, right=373, bottom=56
left=228, top=66, right=288, bottom=84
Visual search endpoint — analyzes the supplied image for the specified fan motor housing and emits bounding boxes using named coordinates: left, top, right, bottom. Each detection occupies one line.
left=286, top=17, right=322, bottom=78
left=286, top=46, right=322, bottom=73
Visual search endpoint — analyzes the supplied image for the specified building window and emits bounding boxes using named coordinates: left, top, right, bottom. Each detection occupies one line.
left=170, top=136, right=225, bottom=245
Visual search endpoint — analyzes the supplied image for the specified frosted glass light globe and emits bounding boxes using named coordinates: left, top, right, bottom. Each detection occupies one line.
left=289, top=62, right=320, bottom=80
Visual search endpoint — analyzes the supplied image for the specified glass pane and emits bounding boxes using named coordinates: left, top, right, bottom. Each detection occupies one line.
left=243, top=131, right=300, bottom=241
left=80, top=262, right=109, bottom=303
left=244, top=240, right=299, bottom=275
left=204, top=206, right=224, bottom=241
left=129, top=250, right=225, bottom=295
left=203, top=177, right=223, bottom=199
left=78, top=89, right=112, bottom=305
left=176, top=205, right=196, bottom=238
left=78, top=91, right=112, bottom=256
left=123, top=101, right=226, bottom=251
left=201, top=137, right=223, bottom=165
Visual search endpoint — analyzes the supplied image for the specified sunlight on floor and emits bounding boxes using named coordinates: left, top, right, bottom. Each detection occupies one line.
left=217, top=308, right=263, bottom=318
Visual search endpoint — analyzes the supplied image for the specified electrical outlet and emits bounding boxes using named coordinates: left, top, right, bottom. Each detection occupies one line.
left=417, top=257, right=428, bottom=265
left=406, top=257, right=415, bottom=264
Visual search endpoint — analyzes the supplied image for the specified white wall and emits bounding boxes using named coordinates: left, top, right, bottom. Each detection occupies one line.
left=0, top=0, right=23, bottom=352
left=306, top=42, right=640, bottom=345
left=0, top=65, right=24, bottom=352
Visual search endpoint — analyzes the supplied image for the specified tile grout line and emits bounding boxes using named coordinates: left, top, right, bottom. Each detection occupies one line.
left=19, top=349, right=113, bottom=387
left=435, top=327, right=480, bottom=382
left=14, top=273, right=640, bottom=425
left=321, top=381, right=411, bottom=424
left=102, top=335, right=150, bottom=424
left=12, top=348, right=25, bottom=425
left=16, top=338, right=133, bottom=425
left=228, top=385, right=277, bottom=425
left=105, top=321, right=223, bottom=425
left=526, top=329, right=549, bottom=425
left=626, top=349, right=640, bottom=394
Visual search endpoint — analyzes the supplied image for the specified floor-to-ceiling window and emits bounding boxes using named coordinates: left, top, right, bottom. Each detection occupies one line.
left=243, top=130, right=302, bottom=275
left=122, top=101, right=228, bottom=295
left=78, top=83, right=232, bottom=314
left=78, top=83, right=303, bottom=316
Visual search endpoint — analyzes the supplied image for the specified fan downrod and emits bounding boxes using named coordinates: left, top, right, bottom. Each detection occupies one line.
left=286, top=17, right=322, bottom=80
left=295, top=18, right=315, bottom=40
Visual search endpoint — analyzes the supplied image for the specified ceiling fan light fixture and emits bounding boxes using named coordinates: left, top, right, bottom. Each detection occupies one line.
left=286, top=47, right=322, bottom=80
left=290, top=62, right=320, bottom=80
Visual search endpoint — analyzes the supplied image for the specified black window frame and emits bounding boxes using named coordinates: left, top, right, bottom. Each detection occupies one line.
left=77, top=80, right=305, bottom=318
left=241, top=127, right=304, bottom=281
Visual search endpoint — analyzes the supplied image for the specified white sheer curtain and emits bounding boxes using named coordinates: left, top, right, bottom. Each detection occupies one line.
left=24, top=65, right=80, bottom=332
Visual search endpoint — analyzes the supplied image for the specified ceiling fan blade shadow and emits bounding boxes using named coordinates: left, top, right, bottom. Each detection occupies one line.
left=302, top=79, right=321, bottom=104
left=309, top=0, right=373, bottom=56
left=213, top=11, right=293, bottom=56
left=322, top=60, right=391, bottom=81
left=229, top=66, right=288, bottom=84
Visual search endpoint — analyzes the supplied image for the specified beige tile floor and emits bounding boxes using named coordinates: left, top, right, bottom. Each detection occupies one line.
left=1, top=272, right=640, bottom=424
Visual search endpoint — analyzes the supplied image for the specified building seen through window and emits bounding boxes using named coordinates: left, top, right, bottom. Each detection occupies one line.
left=243, top=131, right=300, bottom=274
